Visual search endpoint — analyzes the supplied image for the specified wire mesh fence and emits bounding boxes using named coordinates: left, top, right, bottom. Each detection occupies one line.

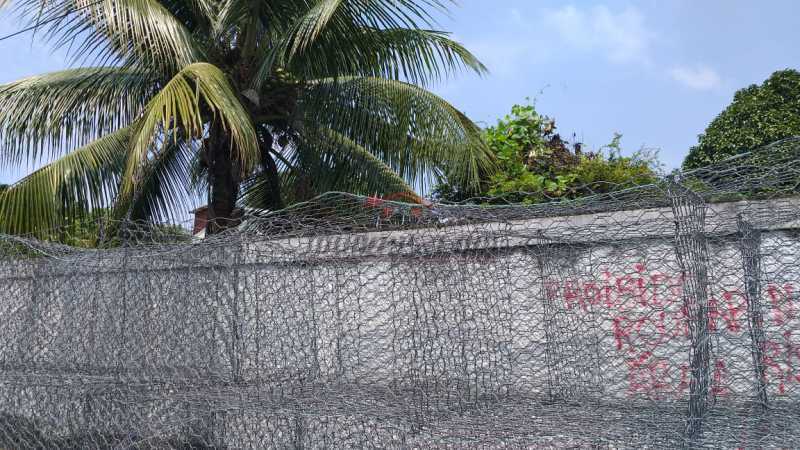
left=1, top=139, right=800, bottom=448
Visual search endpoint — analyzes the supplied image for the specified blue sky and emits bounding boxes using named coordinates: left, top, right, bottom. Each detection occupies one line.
left=0, top=0, right=798, bottom=183
left=428, top=0, right=800, bottom=169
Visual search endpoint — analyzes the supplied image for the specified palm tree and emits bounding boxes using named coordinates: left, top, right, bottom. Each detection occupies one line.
left=0, top=0, right=492, bottom=235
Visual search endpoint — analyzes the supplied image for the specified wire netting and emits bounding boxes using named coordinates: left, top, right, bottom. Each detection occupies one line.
left=2, top=139, right=800, bottom=448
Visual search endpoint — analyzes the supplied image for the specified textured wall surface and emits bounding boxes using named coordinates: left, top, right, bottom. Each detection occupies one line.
left=0, top=189, right=799, bottom=448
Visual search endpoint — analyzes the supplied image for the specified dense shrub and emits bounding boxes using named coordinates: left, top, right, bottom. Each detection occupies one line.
left=683, top=69, right=800, bottom=170
left=434, top=103, right=660, bottom=203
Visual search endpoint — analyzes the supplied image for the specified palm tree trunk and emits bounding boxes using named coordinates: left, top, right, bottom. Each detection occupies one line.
left=206, top=124, right=241, bottom=234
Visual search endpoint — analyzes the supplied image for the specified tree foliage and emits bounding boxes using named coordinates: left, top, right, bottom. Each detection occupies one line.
left=0, top=0, right=492, bottom=237
left=683, top=69, right=800, bottom=170
left=434, top=103, right=660, bottom=203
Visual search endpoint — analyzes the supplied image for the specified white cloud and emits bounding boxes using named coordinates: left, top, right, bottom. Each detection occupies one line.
left=462, top=38, right=549, bottom=78
left=544, top=5, right=653, bottom=64
left=457, top=5, right=656, bottom=81
left=669, top=65, right=721, bottom=90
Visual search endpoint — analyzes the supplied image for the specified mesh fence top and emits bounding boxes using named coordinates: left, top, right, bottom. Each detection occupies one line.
left=1, top=139, right=800, bottom=448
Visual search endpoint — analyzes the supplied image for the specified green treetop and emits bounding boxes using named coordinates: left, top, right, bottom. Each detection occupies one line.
left=683, top=69, right=800, bottom=170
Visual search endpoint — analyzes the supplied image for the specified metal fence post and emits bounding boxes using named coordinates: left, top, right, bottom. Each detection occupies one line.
left=537, top=252, right=563, bottom=402
left=737, top=215, right=769, bottom=409
left=119, top=222, right=130, bottom=373
left=26, top=259, right=40, bottom=368
left=537, top=247, right=591, bottom=402
left=667, top=180, right=712, bottom=445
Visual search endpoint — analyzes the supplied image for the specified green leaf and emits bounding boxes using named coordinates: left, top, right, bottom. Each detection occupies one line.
left=8, top=0, right=203, bottom=74
left=290, top=126, right=419, bottom=200
left=122, top=63, right=259, bottom=201
left=255, top=4, right=484, bottom=87
left=297, top=76, right=494, bottom=192
left=0, top=67, right=156, bottom=167
left=0, top=127, right=131, bottom=235
left=684, top=69, right=800, bottom=169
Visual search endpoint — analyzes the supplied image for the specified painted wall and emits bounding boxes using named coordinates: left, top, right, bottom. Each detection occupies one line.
left=0, top=198, right=798, bottom=445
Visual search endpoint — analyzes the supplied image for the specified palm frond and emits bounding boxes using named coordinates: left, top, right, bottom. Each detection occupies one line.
left=371, top=27, right=487, bottom=82
left=263, top=27, right=485, bottom=86
left=248, top=127, right=418, bottom=204
left=254, top=1, right=483, bottom=87
left=0, top=127, right=130, bottom=235
left=118, top=137, right=199, bottom=223
left=10, top=0, right=203, bottom=73
left=286, top=0, right=344, bottom=56
left=309, top=127, right=418, bottom=196
left=122, top=62, right=259, bottom=200
left=211, top=0, right=289, bottom=40
left=156, top=0, right=216, bottom=32
left=0, top=67, right=156, bottom=167
left=284, top=0, right=447, bottom=54
left=297, top=76, right=494, bottom=192
left=0, top=0, right=487, bottom=232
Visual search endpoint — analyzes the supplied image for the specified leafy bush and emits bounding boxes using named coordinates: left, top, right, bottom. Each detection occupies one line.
left=434, top=102, right=661, bottom=203
left=683, top=69, right=800, bottom=170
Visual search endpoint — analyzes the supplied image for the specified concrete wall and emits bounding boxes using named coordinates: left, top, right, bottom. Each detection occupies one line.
left=0, top=197, right=799, bottom=444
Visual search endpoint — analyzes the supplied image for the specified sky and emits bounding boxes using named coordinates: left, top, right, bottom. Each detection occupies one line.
left=427, top=0, right=800, bottom=169
left=0, top=0, right=798, bottom=184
